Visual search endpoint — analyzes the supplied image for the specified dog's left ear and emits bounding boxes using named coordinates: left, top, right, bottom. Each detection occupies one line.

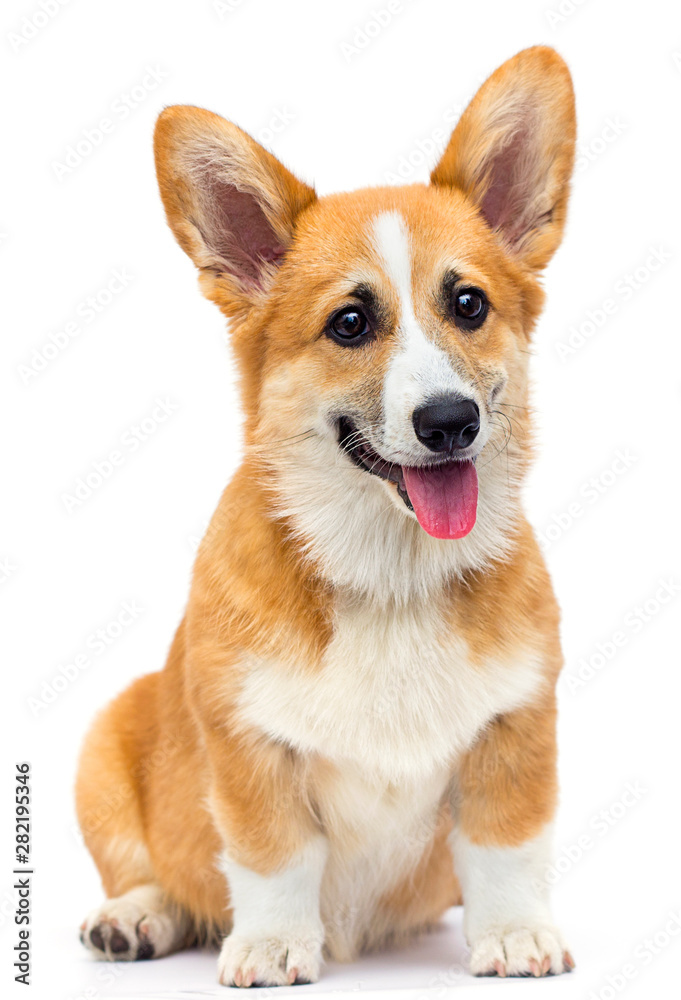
left=431, top=46, right=576, bottom=271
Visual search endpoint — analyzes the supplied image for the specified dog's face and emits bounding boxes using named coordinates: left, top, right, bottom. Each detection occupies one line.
left=155, top=46, right=574, bottom=555
left=249, top=185, right=539, bottom=540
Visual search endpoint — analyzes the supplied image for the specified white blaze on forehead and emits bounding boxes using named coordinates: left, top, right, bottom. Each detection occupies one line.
left=372, top=211, right=415, bottom=317
left=371, top=211, right=472, bottom=454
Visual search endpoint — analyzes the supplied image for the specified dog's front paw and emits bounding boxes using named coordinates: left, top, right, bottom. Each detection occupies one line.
left=470, top=925, right=575, bottom=978
left=217, top=930, right=323, bottom=988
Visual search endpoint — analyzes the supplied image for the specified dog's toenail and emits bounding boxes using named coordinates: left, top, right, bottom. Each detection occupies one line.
left=136, top=936, right=155, bottom=960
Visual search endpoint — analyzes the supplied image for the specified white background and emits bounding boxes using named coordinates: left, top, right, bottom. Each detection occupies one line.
left=2, top=0, right=681, bottom=997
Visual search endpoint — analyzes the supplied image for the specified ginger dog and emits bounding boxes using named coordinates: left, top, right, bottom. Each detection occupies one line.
left=77, top=46, right=576, bottom=985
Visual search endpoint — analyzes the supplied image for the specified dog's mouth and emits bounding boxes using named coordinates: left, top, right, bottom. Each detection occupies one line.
left=338, top=417, right=478, bottom=540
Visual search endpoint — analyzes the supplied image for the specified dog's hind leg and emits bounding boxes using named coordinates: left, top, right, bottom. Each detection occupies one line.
left=75, top=670, right=194, bottom=960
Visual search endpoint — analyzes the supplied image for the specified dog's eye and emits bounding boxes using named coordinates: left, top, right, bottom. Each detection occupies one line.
left=452, top=287, right=488, bottom=330
left=328, top=308, right=372, bottom=346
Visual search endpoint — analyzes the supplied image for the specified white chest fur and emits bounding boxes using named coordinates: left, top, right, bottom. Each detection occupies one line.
left=236, top=594, right=544, bottom=784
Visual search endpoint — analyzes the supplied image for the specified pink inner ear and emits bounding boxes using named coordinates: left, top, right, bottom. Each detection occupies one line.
left=201, top=175, right=286, bottom=287
left=478, top=118, right=538, bottom=247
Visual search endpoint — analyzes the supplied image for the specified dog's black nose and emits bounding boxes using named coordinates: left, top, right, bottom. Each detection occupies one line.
left=412, top=397, right=480, bottom=453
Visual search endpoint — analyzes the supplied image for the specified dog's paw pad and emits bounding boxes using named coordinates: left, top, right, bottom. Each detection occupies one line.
left=108, top=926, right=132, bottom=955
left=217, top=931, right=322, bottom=987
left=470, top=925, right=573, bottom=977
left=83, top=914, right=135, bottom=960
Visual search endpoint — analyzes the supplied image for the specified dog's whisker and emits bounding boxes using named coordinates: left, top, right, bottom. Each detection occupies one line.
left=247, top=429, right=317, bottom=455
left=495, top=401, right=533, bottom=413
left=476, top=411, right=514, bottom=470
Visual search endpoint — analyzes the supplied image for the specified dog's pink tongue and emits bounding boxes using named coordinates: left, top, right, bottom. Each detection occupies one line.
left=403, top=461, right=478, bottom=539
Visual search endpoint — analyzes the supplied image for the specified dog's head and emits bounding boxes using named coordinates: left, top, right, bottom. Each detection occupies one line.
left=154, top=46, right=575, bottom=592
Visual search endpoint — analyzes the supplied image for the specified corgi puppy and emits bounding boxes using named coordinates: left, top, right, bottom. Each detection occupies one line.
left=76, top=46, right=576, bottom=986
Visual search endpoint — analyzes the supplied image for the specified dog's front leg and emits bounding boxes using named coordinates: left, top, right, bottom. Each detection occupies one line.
left=200, top=721, right=327, bottom=987
left=219, top=834, right=327, bottom=988
left=451, top=696, right=574, bottom=978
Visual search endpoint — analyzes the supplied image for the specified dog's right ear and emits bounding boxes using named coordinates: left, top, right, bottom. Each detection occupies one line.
left=154, top=106, right=316, bottom=312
